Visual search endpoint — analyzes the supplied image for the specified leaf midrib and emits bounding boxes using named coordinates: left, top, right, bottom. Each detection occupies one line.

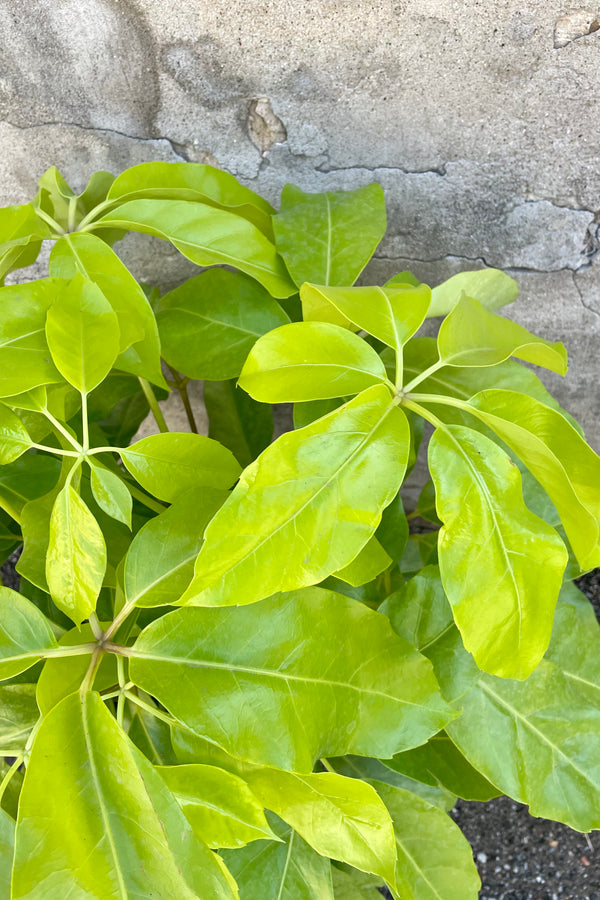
left=80, top=695, right=128, bottom=899
left=478, top=679, right=600, bottom=790
left=128, top=647, right=435, bottom=710
left=438, top=427, right=523, bottom=650
left=193, top=393, right=399, bottom=593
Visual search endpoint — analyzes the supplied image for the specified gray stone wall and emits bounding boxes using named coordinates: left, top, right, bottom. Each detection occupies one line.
left=1, top=0, right=599, bottom=446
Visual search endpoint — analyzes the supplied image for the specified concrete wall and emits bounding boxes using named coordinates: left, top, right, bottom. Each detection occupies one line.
left=1, top=0, right=599, bottom=446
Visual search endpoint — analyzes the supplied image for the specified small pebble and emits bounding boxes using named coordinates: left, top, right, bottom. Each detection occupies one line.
left=477, top=852, right=488, bottom=864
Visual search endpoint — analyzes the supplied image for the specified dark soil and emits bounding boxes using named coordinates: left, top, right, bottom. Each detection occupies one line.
left=449, top=568, right=600, bottom=900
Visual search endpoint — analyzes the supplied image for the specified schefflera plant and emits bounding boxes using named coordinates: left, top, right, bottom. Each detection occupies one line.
left=0, top=163, right=596, bottom=900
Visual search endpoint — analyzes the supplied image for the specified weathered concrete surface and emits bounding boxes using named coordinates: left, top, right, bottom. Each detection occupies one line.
left=1, top=0, right=599, bottom=447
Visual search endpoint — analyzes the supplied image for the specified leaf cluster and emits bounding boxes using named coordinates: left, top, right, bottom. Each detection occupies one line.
left=0, top=163, right=597, bottom=899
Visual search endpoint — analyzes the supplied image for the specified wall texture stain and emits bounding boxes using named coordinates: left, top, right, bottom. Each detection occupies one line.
left=1, top=0, right=599, bottom=445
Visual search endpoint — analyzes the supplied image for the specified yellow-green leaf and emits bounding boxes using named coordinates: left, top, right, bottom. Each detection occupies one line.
left=301, top=283, right=431, bottom=350
left=46, top=485, right=107, bottom=625
left=129, top=588, right=453, bottom=772
left=438, top=295, right=567, bottom=372
left=429, top=424, right=567, bottom=678
left=238, top=322, right=390, bottom=403
left=244, top=768, right=397, bottom=889
left=181, top=386, right=408, bottom=608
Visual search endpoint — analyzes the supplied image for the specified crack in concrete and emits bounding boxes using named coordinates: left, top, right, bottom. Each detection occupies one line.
left=374, top=252, right=596, bottom=275
left=316, top=160, right=447, bottom=177
left=1, top=119, right=189, bottom=162
left=571, top=270, right=600, bottom=320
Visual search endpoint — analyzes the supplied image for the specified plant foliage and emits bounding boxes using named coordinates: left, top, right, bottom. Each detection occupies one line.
left=0, top=162, right=596, bottom=898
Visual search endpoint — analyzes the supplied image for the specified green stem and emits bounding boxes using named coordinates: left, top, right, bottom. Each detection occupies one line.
left=408, top=392, right=473, bottom=412
left=89, top=611, right=103, bottom=641
left=88, top=456, right=166, bottom=514
left=0, top=756, right=23, bottom=804
left=103, top=642, right=134, bottom=657
left=395, top=346, right=404, bottom=392
left=383, top=569, right=392, bottom=596
left=166, top=366, right=198, bottom=434
left=64, top=458, right=82, bottom=490
left=116, top=656, right=126, bottom=727
left=31, top=443, right=81, bottom=457
left=67, top=195, right=78, bottom=233
left=87, top=446, right=122, bottom=456
left=400, top=397, right=446, bottom=430
left=123, top=482, right=166, bottom=515
left=40, top=409, right=82, bottom=452
left=124, top=691, right=178, bottom=728
left=35, top=207, right=64, bottom=236
left=139, top=378, right=169, bottom=433
left=81, top=392, right=89, bottom=452
left=80, top=646, right=104, bottom=693
left=102, top=600, right=137, bottom=643
left=1, top=644, right=97, bottom=670
left=77, top=197, right=122, bottom=232
left=319, top=758, right=336, bottom=774
left=402, top=359, right=446, bottom=394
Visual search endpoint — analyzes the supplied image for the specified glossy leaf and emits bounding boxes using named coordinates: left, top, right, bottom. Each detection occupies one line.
left=0, top=405, right=32, bottom=464
left=17, top=488, right=60, bottom=591
left=376, top=491, right=409, bottom=562
left=429, top=424, right=567, bottom=678
left=2, top=385, right=47, bottom=412
left=0, top=588, right=57, bottom=680
left=49, top=233, right=157, bottom=360
left=331, top=865, right=383, bottom=900
left=428, top=268, right=518, bottom=317
left=300, top=283, right=431, bottom=349
left=107, top=161, right=275, bottom=236
left=46, top=274, right=120, bottom=393
left=157, top=764, right=275, bottom=849
left=222, top=814, right=334, bottom=900
left=437, top=295, right=567, bottom=372
left=129, top=588, right=453, bottom=772
left=94, top=199, right=295, bottom=298
left=121, top=433, right=241, bottom=503
left=204, top=380, right=273, bottom=468
left=89, top=462, right=132, bottom=528
left=446, top=585, right=600, bottom=831
left=382, top=566, right=451, bottom=650
left=36, top=624, right=116, bottom=714
left=334, top=536, right=391, bottom=586
left=244, top=768, right=397, bottom=887
left=372, top=781, right=481, bottom=900
left=181, top=386, right=408, bottom=608
left=0, top=808, right=14, bottom=900
left=128, top=705, right=178, bottom=766
left=157, top=269, right=290, bottom=380
left=0, top=203, right=50, bottom=280
left=13, top=692, right=236, bottom=899
left=384, top=733, right=501, bottom=802
left=273, top=183, right=386, bottom=287
left=293, top=397, right=343, bottom=429
left=0, top=684, right=39, bottom=754
left=34, top=166, right=75, bottom=231
left=124, top=488, right=228, bottom=608
left=238, top=322, right=390, bottom=402
left=46, top=485, right=107, bottom=625
left=467, top=390, right=600, bottom=570
left=382, top=564, right=480, bottom=708
left=0, top=280, right=63, bottom=397
left=404, top=337, right=579, bottom=428
left=330, top=755, right=455, bottom=812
